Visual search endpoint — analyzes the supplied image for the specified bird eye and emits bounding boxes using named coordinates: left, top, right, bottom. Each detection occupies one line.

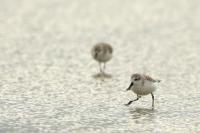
left=134, top=78, right=140, bottom=81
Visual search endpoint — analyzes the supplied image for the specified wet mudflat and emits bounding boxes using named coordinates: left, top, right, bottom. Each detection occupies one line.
left=0, top=0, right=200, bottom=132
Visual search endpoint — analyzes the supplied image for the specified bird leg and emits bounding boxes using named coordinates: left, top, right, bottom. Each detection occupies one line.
left=125, top=95, right=140, bottom=106
left=151, top=93, right=154, bottom=108
left=103, top=63, right=106, bottom=73
left=99, top=63, right=103, bottom=73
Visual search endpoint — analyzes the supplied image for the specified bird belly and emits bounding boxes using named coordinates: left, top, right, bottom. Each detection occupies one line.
left=132, top=86, right=156, bottom=96
left=97, top=53, right=112, bottom=62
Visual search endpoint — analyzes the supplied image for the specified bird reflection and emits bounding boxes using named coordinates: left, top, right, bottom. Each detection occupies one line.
left=93, top=73, right=112, bottom=79
left=129, top=107, right=156, bottom=122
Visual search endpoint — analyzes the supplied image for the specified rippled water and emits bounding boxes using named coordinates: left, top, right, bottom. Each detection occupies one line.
left=0, top=0, right=200, bottom=132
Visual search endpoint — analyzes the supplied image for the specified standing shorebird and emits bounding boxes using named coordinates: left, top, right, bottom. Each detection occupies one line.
left=125, top=73, right=161, bottom=108
left=91, top=42, right=113, bottom=74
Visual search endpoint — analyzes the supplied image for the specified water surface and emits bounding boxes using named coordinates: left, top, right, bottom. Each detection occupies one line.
left=0, top=0, right=200, bottom=132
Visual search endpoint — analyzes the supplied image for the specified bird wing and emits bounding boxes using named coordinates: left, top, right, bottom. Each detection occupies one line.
left=144, top=75, right=161, bottom=83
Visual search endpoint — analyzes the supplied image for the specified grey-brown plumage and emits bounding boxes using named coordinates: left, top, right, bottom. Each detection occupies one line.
left=91, top=42, right=113, bottom=73
left=126, top=73, right=161, bottom=108
left=131, top=73, right=161, bottom=83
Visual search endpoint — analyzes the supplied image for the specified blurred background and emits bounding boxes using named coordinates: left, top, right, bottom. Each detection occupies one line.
left=0, top=0, right=200, bottom=132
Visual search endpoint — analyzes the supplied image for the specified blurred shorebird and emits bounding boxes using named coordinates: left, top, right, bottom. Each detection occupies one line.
left=91, top=42, right=113, bottom=74
left=125, top=73, right=161, bottom=108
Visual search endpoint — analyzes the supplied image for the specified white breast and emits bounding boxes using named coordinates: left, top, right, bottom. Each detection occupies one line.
left=132, top=81, right=156, bottom=96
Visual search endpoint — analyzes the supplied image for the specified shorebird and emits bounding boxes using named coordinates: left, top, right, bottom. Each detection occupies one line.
left=125, top=73, right=161, bottom=108
left=91, top=42, right=113, bottom=74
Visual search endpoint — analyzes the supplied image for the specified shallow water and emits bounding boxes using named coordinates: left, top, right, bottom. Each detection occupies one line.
left=0, top=0, right=200, bottom=132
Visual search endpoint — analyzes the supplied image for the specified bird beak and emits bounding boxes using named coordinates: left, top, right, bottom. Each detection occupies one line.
left=126, top=82, right=134, bottom=91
